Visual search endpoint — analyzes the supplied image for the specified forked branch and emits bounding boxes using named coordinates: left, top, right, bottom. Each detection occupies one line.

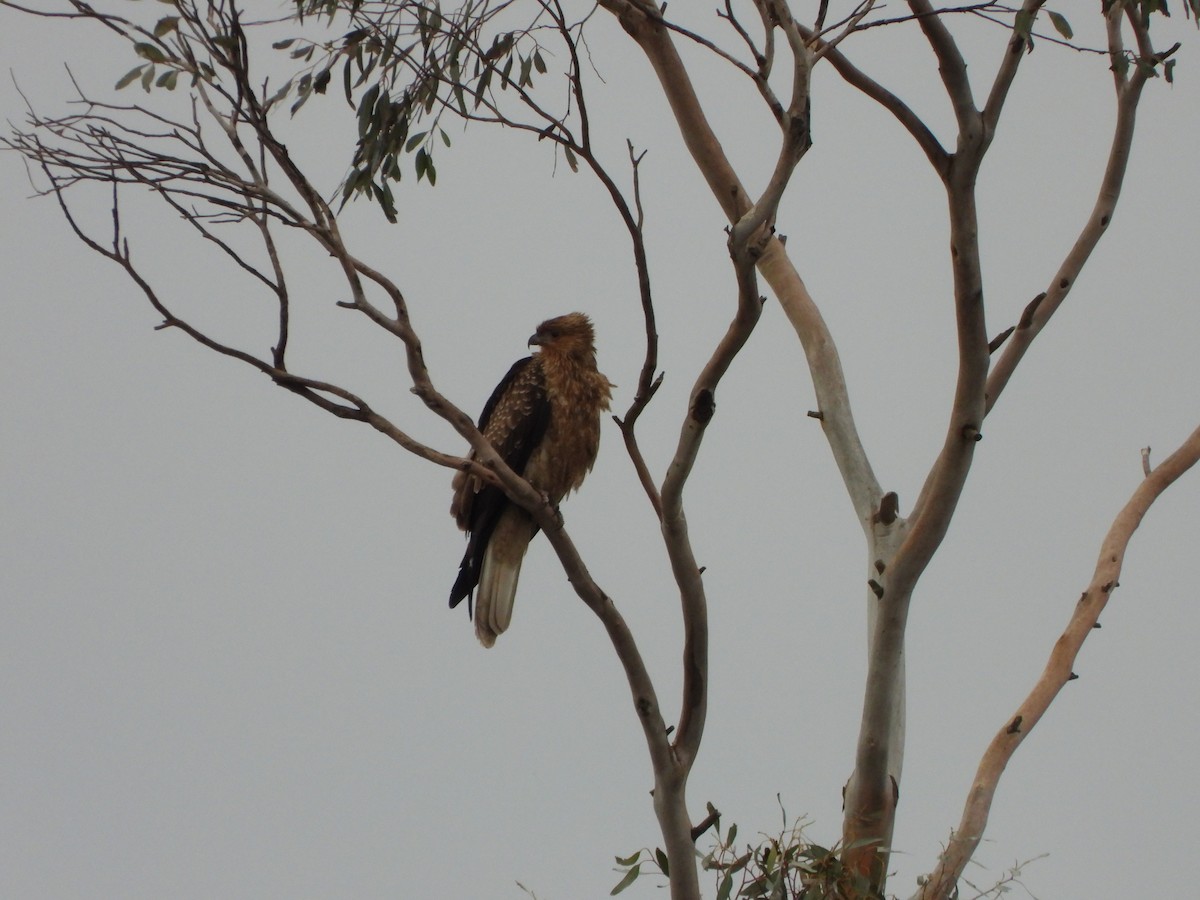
left=601, top=0, right=882, bottom=529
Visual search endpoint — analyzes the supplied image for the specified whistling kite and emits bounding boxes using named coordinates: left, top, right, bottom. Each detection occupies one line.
left=449, top=313, right=612, bottom=647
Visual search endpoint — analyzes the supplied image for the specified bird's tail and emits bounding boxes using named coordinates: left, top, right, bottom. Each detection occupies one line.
left=474, top=512, right=536, bottom=648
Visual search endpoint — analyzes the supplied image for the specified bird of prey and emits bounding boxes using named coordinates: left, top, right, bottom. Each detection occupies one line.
left=449, top=312, right=612, bottom=647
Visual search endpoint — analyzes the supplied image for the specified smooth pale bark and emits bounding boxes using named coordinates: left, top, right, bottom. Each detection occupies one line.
left=912, top=425, right=1200, bottom=900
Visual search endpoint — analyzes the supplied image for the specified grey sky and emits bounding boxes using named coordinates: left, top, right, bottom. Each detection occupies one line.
left=2, top=4, right=1198, bottom=898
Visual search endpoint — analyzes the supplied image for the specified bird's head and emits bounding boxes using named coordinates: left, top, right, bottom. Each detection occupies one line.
left=528, top=312, right=596, bottom=358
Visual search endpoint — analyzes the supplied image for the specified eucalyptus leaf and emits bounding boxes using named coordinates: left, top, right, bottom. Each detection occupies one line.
left=115, top=65, right=145, bottom=91
left=134, top=42, right=168, bottom=64
left=1047, top=11, right=1074, bottom=40
left=609, top=863, right=640, bottom=895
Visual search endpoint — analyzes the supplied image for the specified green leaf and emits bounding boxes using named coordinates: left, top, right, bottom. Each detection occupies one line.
left=563, top=145, right=579, bottom=173
left=339, top=171, right=359, bottom=208
left=440, top=128, right=451, bottom=148
left=267, top=79, right=293, bottom=108
left=614, top=851, right=642, bottom=867
left=341, top=58, right=354, bottom=105
left=156, top=68, right=179, bottom=90
left=357, top=83, right=380, bottom=136
left=610, top=863, right=640, bottom=895
left=115, top=65, right=145, bottom=90
left=533, top=50, right=547, bottom=74
left=1047, top=11, right=1074, bottom=39
left=717, top=871, right=734, bottom=900
left=140, top=64, right=155, bottom=92
left=153, top=17, right=178, bottom=37
left=405, top=131, right=426, bottom=153
left=800, top=844, right=831, bottom=861
left=763, top=845, right=778, bottom=873
left=272, top=38, right=296, bottom=50
left=374, top=180, right=397, bottom=223
left=726, top=823, right=738, bottom=846
left=212, top=35, right=240, bottom=55
left=654, top=847, right=669, bottom=876
left=291, top=89, right=312, bottom=116
left=473, top=67, right=492, bottom=108
left=134, top=42, right=168, bottom=64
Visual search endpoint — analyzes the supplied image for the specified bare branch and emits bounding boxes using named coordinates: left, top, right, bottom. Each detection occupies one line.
left=912, top=423, right=1200, bottom=900
left=611, top=141, right=664, bottom=519
left=843, top=1, right=1066, bottom=881
left=809, top=0, right=878, bottom=62
left=795, top=20, right=949, bottom=179
left=985, top=10, right=1173, bottom=417
left=906, top=0, right=978, bottom=133
left=601, top=0, right=883, bottom=529
left=980, top=1, right=1047, bottom=138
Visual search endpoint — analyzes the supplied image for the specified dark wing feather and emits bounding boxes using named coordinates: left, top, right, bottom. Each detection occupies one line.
left=448, top=357, right=550, bottom=609
left=476, top=357, right=549, bottom=479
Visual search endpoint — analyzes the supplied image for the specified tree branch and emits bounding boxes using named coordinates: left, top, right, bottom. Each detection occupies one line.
left=979, top=1, right=1046, bottom=138
left=912, top=423, right=1200, bottom=900
left=907, top=0, right=978, bottom=133
left=984, top=9, right=1173, bottom=416
left=602, top=0, right=882, bottom=530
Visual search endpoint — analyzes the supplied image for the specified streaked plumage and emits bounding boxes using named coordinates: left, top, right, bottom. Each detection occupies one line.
left=449, top=313, right=611, bottom=647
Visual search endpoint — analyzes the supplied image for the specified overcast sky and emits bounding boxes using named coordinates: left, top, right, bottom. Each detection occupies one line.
left=2, top=3, right=1198, bottom=898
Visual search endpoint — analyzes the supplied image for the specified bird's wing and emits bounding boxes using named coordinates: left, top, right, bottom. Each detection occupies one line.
left=477, top=356, right=551, bottom=479
left=448, top=356, right=550, bottom=609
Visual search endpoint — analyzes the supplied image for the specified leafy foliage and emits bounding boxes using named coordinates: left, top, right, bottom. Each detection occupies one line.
left=701, top=804, right=880, bottom=900
left=609, top=845, right=668, bottom=895
left=271, top=1, right=582, bottom=220
left=102, top=0, right=1194, bottom=226
left=609, top=801, right=887, bottom=899
left=96, top=1, right=583, bottom=223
